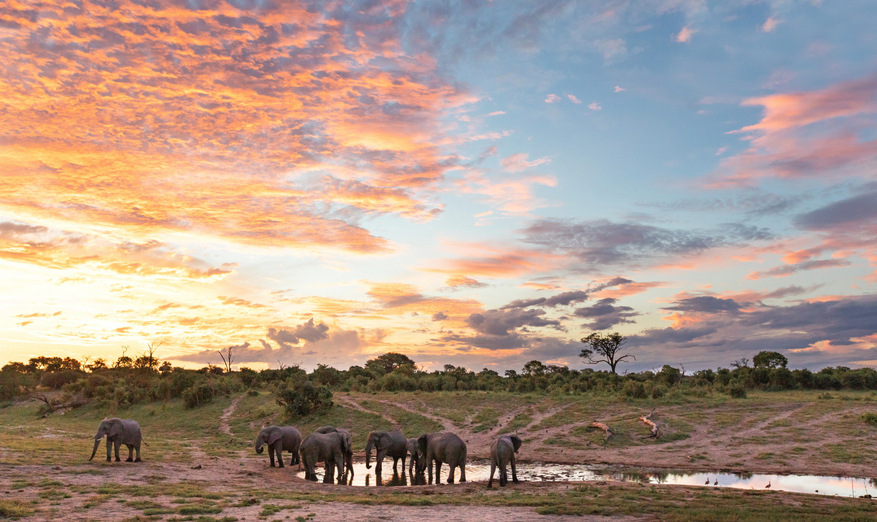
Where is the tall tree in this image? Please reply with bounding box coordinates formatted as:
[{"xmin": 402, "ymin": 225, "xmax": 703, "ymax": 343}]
[{"xmin": 579, "ymin": 332, "xmax": 634, "ymax": 374}]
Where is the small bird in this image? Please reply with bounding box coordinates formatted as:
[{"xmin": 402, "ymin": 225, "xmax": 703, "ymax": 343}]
[
  {"xmin": 705, "ymin": 478, "xmax": 710, "ymax": 485},
  {"xmin": 765, "ymin": 481, "xmax": 771, "ymax": 489},
  {"xmin": 714, "ymin": 479, "xmax": 718, "ymax": 486}
]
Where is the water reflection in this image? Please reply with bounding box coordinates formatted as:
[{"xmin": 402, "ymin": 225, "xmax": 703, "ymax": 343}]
[{"xmin": 296, "ymin": 458, "xmax": 875, "ymax": 497}]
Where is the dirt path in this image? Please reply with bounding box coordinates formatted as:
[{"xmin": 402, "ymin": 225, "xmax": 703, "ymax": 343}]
[
  {"xmin": 378, "ymin": 399, "xmax": 459, "ymax": 432},
  {"xmin": 219, "ymin": 395, "xmax": 243, "ymax": 436}
]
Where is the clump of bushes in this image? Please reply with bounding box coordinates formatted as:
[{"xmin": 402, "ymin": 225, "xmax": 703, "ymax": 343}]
[
  {"xmin": 862, "ymin": 412, "xmax": 877, "ymax": 426},
  {"xmin": 727, "ymin": 382, "xmax": 747, "ymax": 398}
]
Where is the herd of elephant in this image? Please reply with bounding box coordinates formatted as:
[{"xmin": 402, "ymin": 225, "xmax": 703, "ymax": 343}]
[{"xmin": 89, "ymin": 417, "xmax": 523, "ymax": 487}]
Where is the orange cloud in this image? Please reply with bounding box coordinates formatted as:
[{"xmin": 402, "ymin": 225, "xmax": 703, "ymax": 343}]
[
  {"xmin": 0, "ymin": 0, "xmax": 477, "ymax": 253},
  {"xmin": 594, "ymin": 281, "xmax": 666, "ymax": 299}
]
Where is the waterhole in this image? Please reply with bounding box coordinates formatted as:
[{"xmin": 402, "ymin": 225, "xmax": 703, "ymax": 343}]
[{"xmin": 296, "ymin": 458, "xmax": 877, "ymax": 497}]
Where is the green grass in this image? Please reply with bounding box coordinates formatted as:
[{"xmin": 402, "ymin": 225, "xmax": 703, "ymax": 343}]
[{"xmin": 0, "ymin": 500, "xmax": 34, "ymax": 519}]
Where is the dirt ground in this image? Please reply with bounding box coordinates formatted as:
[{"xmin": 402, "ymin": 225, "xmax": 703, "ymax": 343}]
[{"xmin": 3, "ymin": 390, "xmax": 876, "ymax": 521}]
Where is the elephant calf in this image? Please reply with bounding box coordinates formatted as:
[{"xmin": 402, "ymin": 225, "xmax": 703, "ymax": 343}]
[
  {"xmin": 406, "ymin": 438, "xmax": 422, "ymax": 476},
  {"xmin": 255, "ymin": 425, "xmax": 302, "ymax": 469},
  {"xmin": 488, "ymin": 435, "xmax": 522, "ymax": 488},
  {"xmin": 417, "ymin": 432, "xmax": 467, "ymax": 484},
  {"xmin": 365, "ymin": 430, "xmax": 408, "ymax": 476},
  {"xmin": 300, "ymin": 431, "xmax": 350, "ymax": 484},
  {"xmin": 89, "ymin": 418, "xmax": 143, "ymax": 463}
]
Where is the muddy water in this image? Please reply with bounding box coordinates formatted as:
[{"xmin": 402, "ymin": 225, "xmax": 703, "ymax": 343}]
[{"xmin": 297, "ymin": 458, "xmax": 877, "ymax": 497}]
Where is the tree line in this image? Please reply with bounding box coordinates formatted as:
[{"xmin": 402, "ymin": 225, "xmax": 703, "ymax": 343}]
[{"xmin": 2, "ymin": 335, "xmax": 877, "ymax": 417}]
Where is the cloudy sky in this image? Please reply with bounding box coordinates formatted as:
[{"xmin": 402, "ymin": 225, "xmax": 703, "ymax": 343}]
[{"xmin": 1, "ymin": 0, "xmax": 876, "ymax": 373}]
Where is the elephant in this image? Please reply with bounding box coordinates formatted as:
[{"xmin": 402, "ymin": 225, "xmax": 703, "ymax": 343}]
[
  {"xmin": 365, "ymin": 430, "xmax": 407, "ymax": 476},
  {"xmin": 89, "ymin": 418, "xmax": 143, "ymax": 463},
  {"xmin": 254, "ymin": 425, "xmax": 302, "ymax": 469},
  {"xmin": 417, "ymin": 432, "xmax": 467, "ymax": 484},
  {"xmin": 314, "ymin": 426, "xmax": 354, "ymax": 478},
  {"xmin": 406, "ymin": 437, "xmax": 422, "ymax": 476},
  {"xmin": 300, "ymin": 431, "xmax": 349, "ymax": 484},
  {"xmin": 488, "ymin": 435, "xmax": 522, "ymax": 488}
]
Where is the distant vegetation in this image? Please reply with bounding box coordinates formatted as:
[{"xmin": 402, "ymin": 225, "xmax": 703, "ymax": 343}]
[{"xmin": 3, "ymin": 344, "xmax": 877, "ymax": 419}]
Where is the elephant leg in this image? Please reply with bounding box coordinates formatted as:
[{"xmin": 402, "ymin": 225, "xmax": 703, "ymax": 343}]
[
  {"xmin": 335, "ymin": 453, "xmax": 345, "ymax": 483},
  {"xmin": 488, "ymin": 460, "xmax": 496, "ymax": 488},
  {"xmin": 323, "ymin": 460, "xmax": 335, "ymax": 484},
  {"xmin": 105, "ymin": 439, "xmax": 112, "ymax": 462},
  {"xmin": 427, "ymin": 457, "xmax": 434, "ymax": 485},
  {"xmin": 268, "ymin": 444, "xmax": 276, "ymax": 467},
  {"xmin": 499, "ymin": 463, "xmax": 507, "ymax": 487},
  {"xmin": 113, "ymin": 440, "xmax": 122, "ymax": 462},
  {"xmin": 435, "ymin": 461, "xmax": 443, "ymax": 484},
  {"xmin": 394, "ymin": 456, "xmax": 402, "ymax": 474},
  {"xmin": 511, "ymin": 456, "xmax": 519, "ymax": 483},
  {"xmin": 459, "ymin": 462, "xmax": 466, "ymax": 483},
  {"xmin": 125, "ymin": 444, "xmax": 134, "ymax": 462},
  {"xmin": 375, "ymin": 449, "xmax": 386, "ymax": 476},
  {"xmin": 134, "ymin": 444, "xmax": 142, "ymax": 463},
  {"xmin": 447, "ymin": 463, "xmax": 456, "ymax": 484},
  {"xmin": 275, "ymin": 445, "xmax": 285, "ymax": 469}
]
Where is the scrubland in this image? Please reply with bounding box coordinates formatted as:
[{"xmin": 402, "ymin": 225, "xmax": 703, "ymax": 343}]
[{"xmin": 2, "ymin": 386, "xmax": 877, "ymax": 521}]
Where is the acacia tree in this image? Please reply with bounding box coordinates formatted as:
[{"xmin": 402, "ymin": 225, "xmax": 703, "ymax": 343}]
[{"xmin": 579, "ymin": 332, "xmax": 634, "ymax": 374}]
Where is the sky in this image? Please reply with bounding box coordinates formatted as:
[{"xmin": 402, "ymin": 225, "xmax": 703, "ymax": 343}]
[{"xmin": 1, "ymin": 0, "xmax": 876, "ymax": 374}]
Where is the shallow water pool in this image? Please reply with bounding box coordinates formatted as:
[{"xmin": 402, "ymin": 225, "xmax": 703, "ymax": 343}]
[{"xmin": 296, "ymin": 458, "xmax": 876, "ymax": 497}]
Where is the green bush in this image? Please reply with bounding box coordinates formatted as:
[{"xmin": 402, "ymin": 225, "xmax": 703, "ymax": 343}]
[
  {"xmin": 41, "ymin": 371, "xmax": 85, "ymax": 390},
  {"xmin": 183, "ymin": 382, "xmax": 216, "ymax": 409},
  {"xmin": 727, "ymin": 382, "xmax": 747, "ymax": 398},
  {"xmin": 621, "ymin": 380, "xmax": 646, "ymax": 399},
  {"xmin": 862, "ymin": 412, "xmax": 877, "ymax": 426},
  {"xmin": 275, "ymin": 380, "xmax": 333, "ymax": 419}
]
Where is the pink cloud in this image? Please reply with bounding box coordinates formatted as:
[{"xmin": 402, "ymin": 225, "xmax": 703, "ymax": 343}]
[
  {"xmin": 614, "ymin": 86, "xmax": 625, "ymax": 92},
  {"xmin": 567, "ymin": 94, "xmax": 582, "ymax": 104},
  {"xmin": 545, "ymin": 94, "xmax": 561, "ymax": 103},
  {"xmin": 588, "ymin": 103, "xmax": 602, "ymax": 111},
  {"xmin": 762, "ymin": 17, "xmax": 781, "ymax": 32},
  {"xmin": 500, "ymin": 153, "xmax": 552, "ymax": 173},
  {"xmin": 675, "ymin": 26, "xmax": 697, "ymax": 43}
]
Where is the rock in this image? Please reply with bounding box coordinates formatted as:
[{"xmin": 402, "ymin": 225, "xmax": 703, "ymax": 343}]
[
  {"xmin": 191, "ymin": 464, "xmax": 202, "ymax": 469},
  {"xmin": 859, "ymin": 494, "xmax": 872, "ymax": 499}
]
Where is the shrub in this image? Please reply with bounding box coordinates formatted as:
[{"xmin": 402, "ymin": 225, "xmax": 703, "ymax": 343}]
[
  {"xmin": 275, "ymin": 380, "xmax": 333, "ymax": 418},
  {"xmin": 183, "ymin": 382, "xmax": 216, "ymax": 409},
  {"xmin": 727, "ymin": 382, "xmax": 747, "ymax": 398},
  {"xmin": 862, "ymin": 412, "xmax": 877, "ymax": 426},
  {"xmin": 41, "ymin": 371, "xmax": 85, "ymax": 390},
  {"xmin": 621, "ymin": 380, "xmax": 646, "ymax": 399}
]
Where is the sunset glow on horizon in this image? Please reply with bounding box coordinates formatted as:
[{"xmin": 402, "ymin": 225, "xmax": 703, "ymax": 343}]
[{"xmin": 2, "ymin": 0, "xmax": 876, "ymax": 372}]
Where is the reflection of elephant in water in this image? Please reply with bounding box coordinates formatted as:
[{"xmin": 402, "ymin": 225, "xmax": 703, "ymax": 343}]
[
  {"xmin": 488, "ymin": 435, "xmax": 522, "ymax": 488},
  {"xmin": 300, "ymin": 431, "xmax": 349, "ymax": 484},
  {"xmin": 315, "ymin": 426, "xmax": 354, "ymax": 478},
  {"xmin": 417, "ymin": 432, "xmax": 467, "ymax": 484},
  {"xmin": 89, "ymin": 418, "xmax": 143, "ymax": 462},
  {"xmin": 254, "ymin": 425, "xmax": 302, "ymax": 468},
  {"xmin": 406, "ymin": 438, "xmax": 422, "ymax": 475},
  {"xmin": 365, "ymin": 430, "xmax": 407, "ymax": 476}
]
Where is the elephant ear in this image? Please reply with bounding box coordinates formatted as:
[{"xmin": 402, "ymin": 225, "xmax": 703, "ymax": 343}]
[
  {"xmin": 417, "ymin": 434, "xmax": 428, "ymax": 454},
  {"xmin": 510, "ymin": 435, "xmax": 523, "ymax": 452},
  {"xmin": 108, "ymin": 420, "xmax": 123, "ymax": 439},
  {"xmin": 267, "ymin": 428, "xmax": 282, "ymax": 445},
  {"xmin": 339, "ymin": 433, "xmax": 351, "ymax": 454}
]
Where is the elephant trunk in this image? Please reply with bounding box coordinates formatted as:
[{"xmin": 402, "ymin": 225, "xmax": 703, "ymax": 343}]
[
  {"xmin": 89, "ymin": 438, "xmax": 100, "ymax": 461},
  {"xmin": 255, "ymin": 440, "xmax": 264, "ymax": 454},
  {"xmin": 365, "ymin": 438, "xmax": 373, "ymax": 469}
]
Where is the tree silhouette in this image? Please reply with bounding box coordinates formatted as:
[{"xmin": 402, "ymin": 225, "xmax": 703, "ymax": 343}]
[{"xmin": 579, "ymin": 332, "xmax": 634, "ymax": 374}]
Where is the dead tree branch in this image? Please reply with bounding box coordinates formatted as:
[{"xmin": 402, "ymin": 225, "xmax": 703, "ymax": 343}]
[
  {"xmin": 590, "ymin": 421, "xmax": 615, "ymax": 439},
  {"xmin": 639, "ymin": 410, "xmax": 659, "ymax": 439}
]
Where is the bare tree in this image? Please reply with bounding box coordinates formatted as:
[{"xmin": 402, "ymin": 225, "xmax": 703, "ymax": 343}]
[
  {"xmin": 731, "ymin": 358, "xmax": 750, "ymax": 369},
  {"xmin": 579, "ymin": 332, "xmax": 634, "ymax": 374},
  {"xmin": 218, "ymin": 346, "xmax": 235, "ymax": 373}
]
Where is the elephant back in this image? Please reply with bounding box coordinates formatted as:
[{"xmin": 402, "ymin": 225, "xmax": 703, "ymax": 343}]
[{"xmin": 120, "ymin": 419, "xmax": 142, "ymax": 445}]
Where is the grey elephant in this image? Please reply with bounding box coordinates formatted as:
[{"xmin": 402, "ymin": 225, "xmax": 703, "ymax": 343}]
[
  {"xmin": 254, "ymin": 425, "xmax": 302, "ymax": 469},
  {"xmin": 406, "ymin": 437, "xmax": 422, "ymax": 476},
  {"xmin": 314, "ymin": 426, "xmax": 354, "ymax": 478},
  {"xmin": 488, "ymin": 435, "xmax": 522, "ymax": 488},
  {"xmin": 417, "ymin": 432, "xmax": 467, "ymax": 484},
  {"xmin": 300, "ymin": 431, "xmax": 349, "ymax": 484},
  {"xmin": 365, "ymin": 430, "xmax": 407, "ymax": 476},
  {"xmin": 89, "ymin": 418, "xmax": 143, "ymax": 462}
]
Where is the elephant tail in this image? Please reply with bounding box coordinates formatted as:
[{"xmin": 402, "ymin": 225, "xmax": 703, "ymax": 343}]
[{"xmin": 142, "ymin": 438, "xmax": 149, "ymax": 446}]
